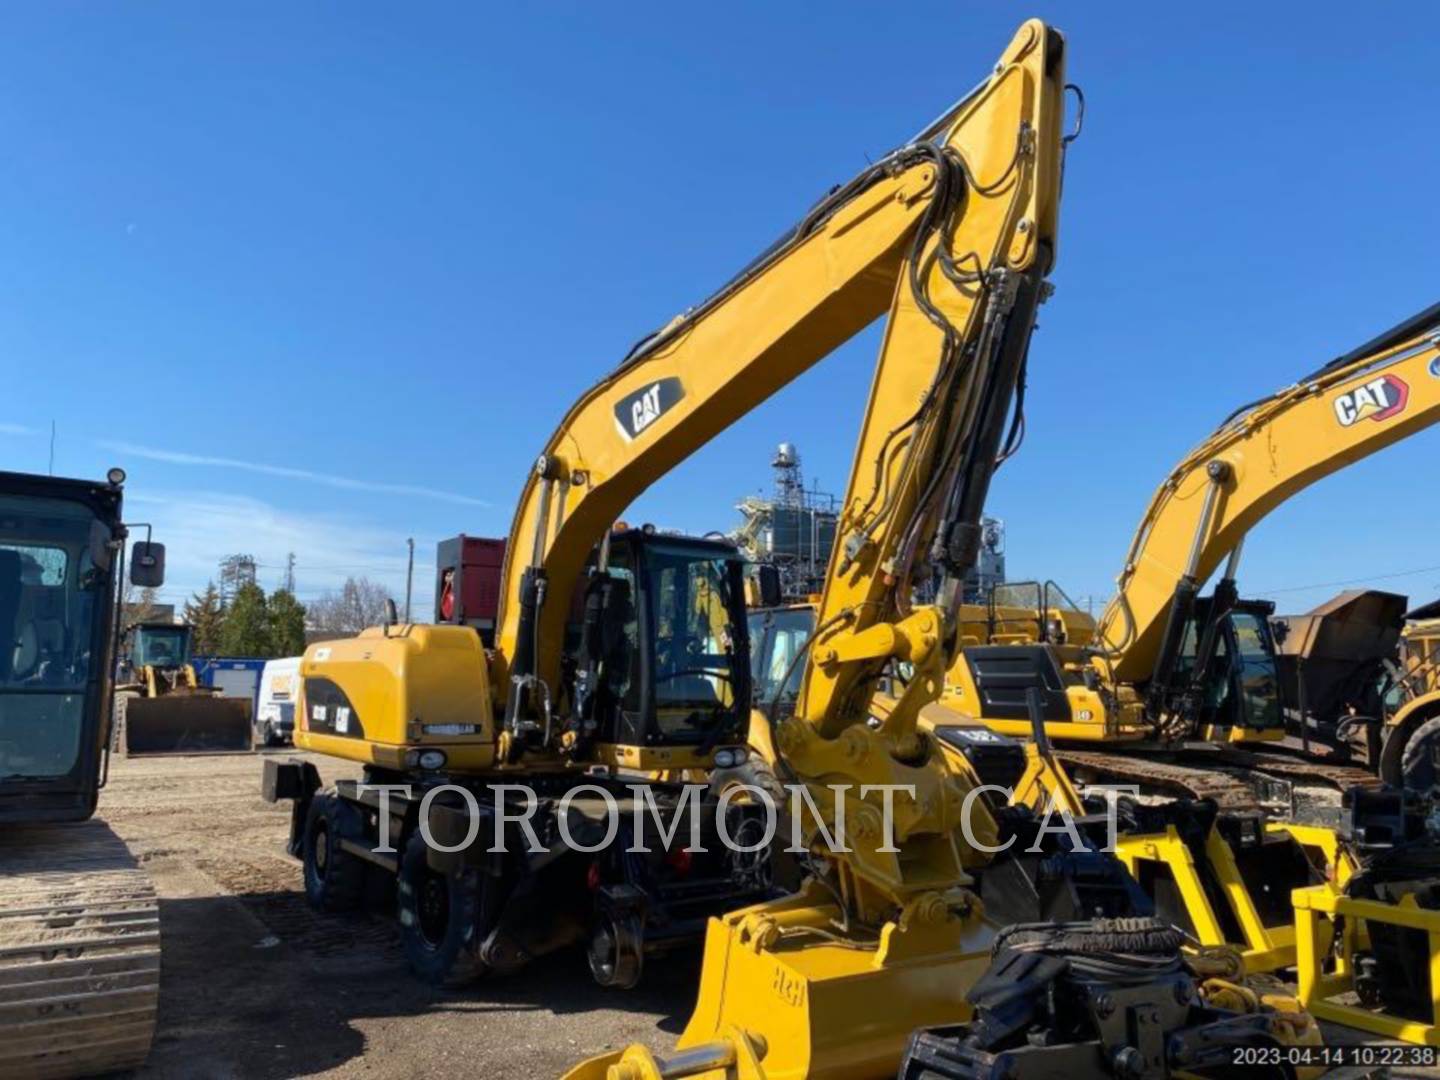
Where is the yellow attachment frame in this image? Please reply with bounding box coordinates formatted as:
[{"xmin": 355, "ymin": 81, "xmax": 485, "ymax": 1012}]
[
  {"xmin": 1111, "ymin": 823, "xmax": 1350, "ymax": 976},
  {"xmin": 1294, "ymin": 881, "xmax": 1440, "ymax": 1046}
]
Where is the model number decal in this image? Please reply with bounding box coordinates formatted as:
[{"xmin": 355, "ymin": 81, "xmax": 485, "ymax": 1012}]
[
  {"xmin": 772, "ymin": 965, "xmax": 806, "ymax": 1008},
  {"xmin": 1334, "ymin": 374, "xmax": 1408, "ymax": 427}
]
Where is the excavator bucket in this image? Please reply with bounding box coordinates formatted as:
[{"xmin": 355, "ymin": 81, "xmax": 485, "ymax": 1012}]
[{"xmin": 118, "ymin": 693, "xmax": 253, "ymax": 756}]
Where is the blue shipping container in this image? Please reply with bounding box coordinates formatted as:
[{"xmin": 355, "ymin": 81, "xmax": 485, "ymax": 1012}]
[{"xmin": 192, "ymin": 656, "xmax": 269, "ymax": 715}]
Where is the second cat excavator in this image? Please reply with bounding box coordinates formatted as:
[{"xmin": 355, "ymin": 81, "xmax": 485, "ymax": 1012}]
[{"xmin": 947, "ymin": 300, "xmax": 1440, "ymax": 807}]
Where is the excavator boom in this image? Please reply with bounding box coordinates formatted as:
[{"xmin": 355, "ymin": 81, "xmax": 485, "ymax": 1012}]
[
  {"xmin": 1100, "ymin": 302, "xmax": 1440, "ymax": 686},
  {"xmin": 493, "ymin": 21, "xmax": 1065, "ymax": 758}
]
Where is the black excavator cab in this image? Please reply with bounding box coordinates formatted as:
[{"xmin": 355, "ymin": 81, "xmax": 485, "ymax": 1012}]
[
  {"xmin": 1168, "ymin": 595, "xmax": 1285, "ymax": 735},
  {"xmin": 569, "ymin": 529, "xmax": 752, "ymax": 756},
  {"xmin": 0, "ymin": 469, "xmax": 129, "ymax": 823}
]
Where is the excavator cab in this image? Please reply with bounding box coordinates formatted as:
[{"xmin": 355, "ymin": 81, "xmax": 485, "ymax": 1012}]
[
  {"xmin": 0, "ymin": 470, "xmax": 124, "ymax": 823},
  {"xmin": 745, "ymin": 601, "xmax": 812, "ymax": 715},
  {"xmin": 122, "ymin": 622, "xmax": 195, "ymax": 681},
  {"xmin": 1172, "ymin": 595, "xmax": 1284, "ymax": 738},
  {"xmin": 572, "ymin": 529, "xmax": 751, "ymax": 758},
  {"xmin": 947, "ymin": 589, "xmax": 1285, "ymax": 749}
]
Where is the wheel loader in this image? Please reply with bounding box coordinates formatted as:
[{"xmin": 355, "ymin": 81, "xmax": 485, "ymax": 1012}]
[
  {"xmin": 112, "ymin": 620, "xmax": 252, "ymax": 756},
  {"xmin": 0, "ymin": 466, "xmax": 164, "ymax": 1078}
]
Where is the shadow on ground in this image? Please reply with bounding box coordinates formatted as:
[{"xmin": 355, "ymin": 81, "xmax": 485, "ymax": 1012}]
[{"xmin": 142, "ymin": 890, "xmax": 700, "ymax": 1080}]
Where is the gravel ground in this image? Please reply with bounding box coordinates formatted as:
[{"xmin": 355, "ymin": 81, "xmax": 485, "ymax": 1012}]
[{"xmin": 101, "ymin": 750, "xmax": 685, "ymax": 1079}]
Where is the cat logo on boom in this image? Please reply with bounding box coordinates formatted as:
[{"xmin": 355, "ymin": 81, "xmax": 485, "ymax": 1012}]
[
  {"xmin": 614, "ymin": 377, "xmax": 685, "ymax": 442},
  {"xmin": 1333, "ymin": 374, "xmax": 1409, "ymax": 427}
]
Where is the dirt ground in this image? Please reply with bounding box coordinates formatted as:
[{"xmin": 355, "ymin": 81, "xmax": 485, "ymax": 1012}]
[{"xmin": 102, "ymin": 750, "xmax": 686, "ymax": 1080}]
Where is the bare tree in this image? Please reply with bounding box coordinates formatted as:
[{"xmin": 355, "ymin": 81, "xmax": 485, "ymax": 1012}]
[
  {"xmin": 309, "ymin": 576, "xmax": 397, "ymax": 635},
  {"xmin": 120, "ymin": 583, "xmax": 164, "ymax": 630},
  {"xmin": 218, "ymin": 554, "xmax": 258, "ymax": 608}
]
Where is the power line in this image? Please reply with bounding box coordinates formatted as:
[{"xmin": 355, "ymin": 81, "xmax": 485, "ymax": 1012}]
[{"xmin": 1255, "ymin": 562, "xmax": 1440, "ymax": 597}]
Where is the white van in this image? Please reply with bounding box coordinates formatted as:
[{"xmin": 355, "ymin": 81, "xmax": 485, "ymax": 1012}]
[{"xmin": 255, "ymin": 657, "xmax": 302, "ymax": 747}]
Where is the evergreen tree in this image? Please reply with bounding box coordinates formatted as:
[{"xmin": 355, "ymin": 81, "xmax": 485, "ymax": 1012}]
[
  {"xmin": 219, "ymin": 582, "xmax": 272, "ymax": 656},
  {"xmin": 267, "ymin": 589, "xmax": 308, "ymax": 656},
  {"xmin": 183, "ymin": 582, "xmax": 226, "ymax": 654}
]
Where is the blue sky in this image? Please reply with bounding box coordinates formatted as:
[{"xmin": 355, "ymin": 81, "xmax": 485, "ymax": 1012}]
[{"xmin": 2, "ymin": 4, "xmax": 1438, "ymax": 617}]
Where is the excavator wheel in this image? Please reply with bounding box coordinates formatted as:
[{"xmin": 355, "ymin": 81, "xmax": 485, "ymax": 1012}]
[
  {"xmin": 1400, "ymin": 715, "xmax": 1440, "ymax": 794},
  {"xmin": 708, "ymin": 756, "xmax": 786, "ymax": 807},
  {"xmin": 710, "ymin": 757, "xmax": 793, "ymax": 890},
  {"xmin": 302, "ymin": 793, "xmax": 365, "ymax": 913},
  {"xmin": 396, "ymin": 830, "xmax": 488, "ymax": 988}
]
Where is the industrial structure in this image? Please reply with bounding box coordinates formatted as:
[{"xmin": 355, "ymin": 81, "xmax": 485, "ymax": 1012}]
[{"xmin": 733, "ymin": 441, "xmax": 1005, "ymax": 600}]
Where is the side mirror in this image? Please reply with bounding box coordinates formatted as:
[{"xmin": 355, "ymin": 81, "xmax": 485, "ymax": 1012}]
[
  {"xmin": 130, "ymin": 542, "xmax": 166, "ymax": 588},
  {"xmin": 1272, "ymin": 619, "xmax": 1290, "ymax": 647},
  {"xmin": 383, "ymin": 598, "xmax": 398, "ymax": 628},
  {"xmin": 756, "ymin": 565, "xmax": 783, "ymax": 609}
]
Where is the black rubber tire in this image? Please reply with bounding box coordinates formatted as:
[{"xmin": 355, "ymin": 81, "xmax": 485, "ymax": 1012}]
[
  {"xmin": 709, "ymin": 756, "xmax": 786, "ymax": 807},
  {"xmin": 710, "ymin": 756, "xmax": 789, "ymax": 844},
  {"xmin": 302, "ymin": 793, "xmax": 366, "ymax": 913},
  {"xmin": 710, "ymin": 756, "xmax": 795, "ymax": 892},
  {"xmin": 396, "ymin": 830, "xmax": 488, "ymax": 988},
  {"xmin": 1400, "ymin": 715, "xmax": 1440, "ymax": 794}
]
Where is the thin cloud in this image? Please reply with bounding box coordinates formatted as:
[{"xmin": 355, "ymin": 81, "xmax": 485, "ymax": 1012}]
[
  {"xmin": 0, "ymin": 422, "xmax": 35, "ymax": 436},
  {"xmin": 123, "ymin": 489, "xmax": 436, "ymax": 604},
  {"xmin": 99, "ymin": 440, "xmax": 491, "ymax": 507}
]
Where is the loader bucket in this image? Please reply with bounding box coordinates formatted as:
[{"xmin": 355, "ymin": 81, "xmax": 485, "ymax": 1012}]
[{"xmin": 120, "ymin": 693, "xmax": 254, "ymax": 756}]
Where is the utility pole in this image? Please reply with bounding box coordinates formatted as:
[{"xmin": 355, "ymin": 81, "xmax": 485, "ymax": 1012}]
[
  {"xmin": 284, "ymin": 552, "xmax": 296, "ymax": 594},
  {"xmin": 48, "ymin": 421, "xmax": 55, "ymax": 475},
  {"xmin": 404, "ymin": 538, "xmax": 415, "ymax": 622}
]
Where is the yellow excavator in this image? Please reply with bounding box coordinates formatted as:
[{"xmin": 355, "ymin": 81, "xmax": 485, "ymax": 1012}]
[
  {"xmin": 939, "ymin": 300, "xmax": 1440, "ymax": 808},
  {"xmin": 0, "ymin": 466, "xmax": 163, "ymax": 1078}
]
